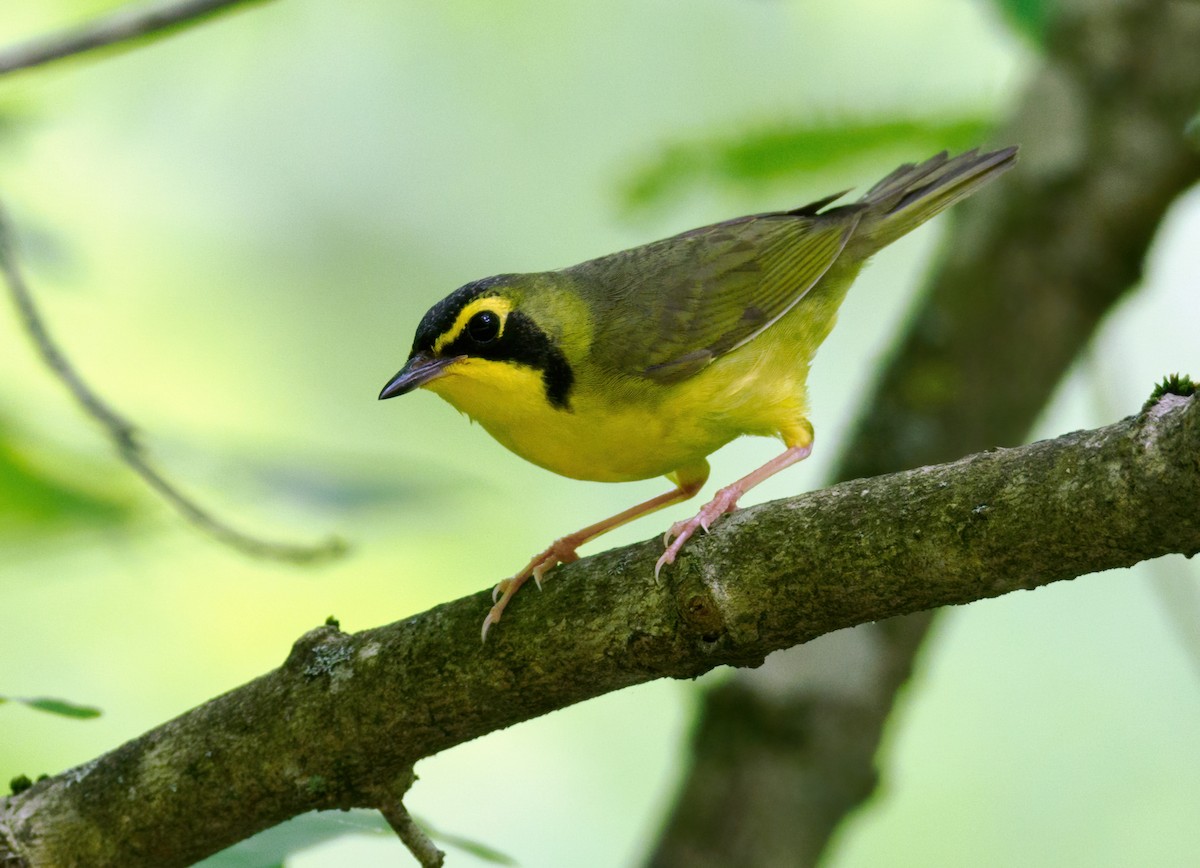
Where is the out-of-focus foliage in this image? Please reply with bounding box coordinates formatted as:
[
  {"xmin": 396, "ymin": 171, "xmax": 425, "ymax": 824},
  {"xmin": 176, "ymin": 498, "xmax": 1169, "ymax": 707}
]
[
  {"xmin": 0, "ymin": 423, "xmax": 129, "ymax": 532},
  {"xmin": 622, "ymin": 116, "xmax": 993, "ymax": 212},
  {"xmin": 202, "ymin": 810, "xmax": 516, "ymax": 868},
  {"xmin": 990, "ymin": 0, "xmax": 1054, "ymax": 43},
  {"xmin": 0, "ymin": 694, "xmax": 101, "ymax": 719},
  {"xmin": 418, "ymin": 818, "xmax": 517, "ymax": 866}
]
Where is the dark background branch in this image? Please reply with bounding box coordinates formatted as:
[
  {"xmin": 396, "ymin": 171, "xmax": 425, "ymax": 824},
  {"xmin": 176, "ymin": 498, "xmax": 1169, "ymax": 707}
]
[
  {"xmin": 648, "ymin": 0, "xmax": 1200, "ymax": 865},
  {"xmin": 1, "ymin": 393, "xmax": 1197, "ymax": 866}
]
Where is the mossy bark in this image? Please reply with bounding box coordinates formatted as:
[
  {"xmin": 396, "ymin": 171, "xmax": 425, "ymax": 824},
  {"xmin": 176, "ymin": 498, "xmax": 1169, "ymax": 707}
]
[{"xmin": 1, "ymin": 395, "xmax": 1198, "ymax": 866}]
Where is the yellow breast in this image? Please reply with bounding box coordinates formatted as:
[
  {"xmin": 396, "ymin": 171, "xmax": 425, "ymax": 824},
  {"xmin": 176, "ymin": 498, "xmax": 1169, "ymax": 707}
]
[{"xmin": 424, "ymin": 333, "xmax": 813, "ymax": 483}]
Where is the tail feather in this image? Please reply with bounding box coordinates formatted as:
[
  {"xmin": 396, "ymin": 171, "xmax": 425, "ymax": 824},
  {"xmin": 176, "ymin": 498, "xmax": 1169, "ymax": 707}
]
[{"xmin": 854, "ymin": 146, "xmax": 1017, "ymax": 252}]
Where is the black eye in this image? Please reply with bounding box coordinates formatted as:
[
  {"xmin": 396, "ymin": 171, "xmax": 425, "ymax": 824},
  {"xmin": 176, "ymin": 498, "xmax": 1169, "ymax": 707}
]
[{"xmin": 466, "ymin": 310, "xmax": 501, "ymax": 344}]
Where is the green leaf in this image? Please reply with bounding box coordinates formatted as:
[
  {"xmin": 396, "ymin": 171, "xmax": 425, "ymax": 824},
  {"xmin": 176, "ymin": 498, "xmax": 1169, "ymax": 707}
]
[
  {"xmin": 0, "ymin": 421, "xmax": 131, "ymax": 533},
  {"xmin": 991, "ymin": 0, "xmax": 1055, "ymax": 44},
  {"xmin": 422, "ymin": 817, "xmax": 519, "ymax": 865},
  {"xmin": 198, "ymin": 811, "xmax": 376, "ymax": 867},
  {"xmin": 0, "ymin": 694, "xmax": 102, "ymax": 719},
  {"xmin": 200, "ymin": 809, "xmax": 518, "ymax": 867},
  {"xmin": 620, "ymin": 115, "xmax": 994, "ymax": 212}
]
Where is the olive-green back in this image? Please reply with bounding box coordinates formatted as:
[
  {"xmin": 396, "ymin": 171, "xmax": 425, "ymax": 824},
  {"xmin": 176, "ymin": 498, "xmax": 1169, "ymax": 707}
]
[
  {"xmin": 567, "ymin": 208, "xmax": 858, "ymax": 384},
  {"xmin": 563, "ymin": 147, "xmax": 1016, "ymax": 385}
]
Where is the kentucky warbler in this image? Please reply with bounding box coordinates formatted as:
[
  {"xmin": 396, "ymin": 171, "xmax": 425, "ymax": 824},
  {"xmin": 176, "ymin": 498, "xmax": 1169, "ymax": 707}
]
[{"xmin": 380, "ymin": 146, "xmax": 1017, "ymax": 640}]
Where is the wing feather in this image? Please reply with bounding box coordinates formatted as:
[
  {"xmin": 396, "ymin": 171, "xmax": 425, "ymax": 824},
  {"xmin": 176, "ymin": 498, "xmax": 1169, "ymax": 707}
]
[
  {"xmin": 563, "ymin": 147, "xmax": 1016, "ymax": 387},
  {"xmin": 572, "ymin": 211, "xmax": 857, "ymax": 384}
]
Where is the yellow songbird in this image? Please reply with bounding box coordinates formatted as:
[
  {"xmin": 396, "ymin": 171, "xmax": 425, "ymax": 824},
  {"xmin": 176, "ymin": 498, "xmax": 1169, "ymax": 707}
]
[{"xmin": 380, "ymin": 147, "xmax": 1017, "ymax": 639}]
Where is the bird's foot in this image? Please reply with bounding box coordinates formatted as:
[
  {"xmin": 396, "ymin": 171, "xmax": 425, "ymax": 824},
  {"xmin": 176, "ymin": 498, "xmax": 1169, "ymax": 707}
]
[
  {"xmin": 655, "ymin": 484, "xmax": 743, "ymax": 581},
  {"xmin": 482, "ymin": 537, "xmax": 581, "ymax": 642}
]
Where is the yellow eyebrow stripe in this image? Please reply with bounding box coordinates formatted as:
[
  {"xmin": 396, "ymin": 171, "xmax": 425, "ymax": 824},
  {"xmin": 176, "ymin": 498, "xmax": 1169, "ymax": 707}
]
[{"xmin": 433, "ymin": 296, "xmax": 513, "ymax": 354}]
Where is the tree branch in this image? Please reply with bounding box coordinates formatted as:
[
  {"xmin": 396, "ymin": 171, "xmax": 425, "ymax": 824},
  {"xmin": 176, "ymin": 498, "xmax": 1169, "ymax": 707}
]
[
  {"xmin": 0, "ymin": 0, "xmax": 273, "ymax": 77},
  {"xmin": 1, "ymin": 393, "xmax": 1197, "ymax": 866}
]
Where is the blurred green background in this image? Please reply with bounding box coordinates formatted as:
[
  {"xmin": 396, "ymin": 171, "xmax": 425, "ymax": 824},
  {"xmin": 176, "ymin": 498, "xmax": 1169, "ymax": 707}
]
[{"xmin": 1, "ymin": 1, "xmax": 1198, "ymax": 865}]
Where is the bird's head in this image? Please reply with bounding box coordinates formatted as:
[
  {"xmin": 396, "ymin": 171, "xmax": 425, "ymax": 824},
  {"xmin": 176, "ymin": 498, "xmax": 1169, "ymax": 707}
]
[{"xmin": 379, "ymin": 274, "xmax": 577, "ymax": 413}]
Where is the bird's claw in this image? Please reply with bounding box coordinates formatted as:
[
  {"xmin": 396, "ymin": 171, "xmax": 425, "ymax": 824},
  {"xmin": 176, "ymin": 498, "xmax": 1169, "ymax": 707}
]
[
  {"xmin": 655, "ymin": 486, "xmax": 744, "ymax": 582},
  {"xmin": 532, "ymin": 562, "xmax": 551, "ymax": 590},
  {"xmin": 481, "ymin": 537, "xmax": 581, "ymax": 642},
  {"xmin": 653, "ymin": 549, "xmax": 675, "ymax": 584},
  {"xmin": 481, "ymin": 608, "xmax": 499, "ymax": 643}
]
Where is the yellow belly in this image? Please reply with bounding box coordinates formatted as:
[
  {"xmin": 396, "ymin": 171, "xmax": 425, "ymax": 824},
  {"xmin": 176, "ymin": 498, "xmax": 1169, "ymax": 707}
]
[{"xmin": 425, "ymin": 336, "xmax": 813, "ymax": 483}]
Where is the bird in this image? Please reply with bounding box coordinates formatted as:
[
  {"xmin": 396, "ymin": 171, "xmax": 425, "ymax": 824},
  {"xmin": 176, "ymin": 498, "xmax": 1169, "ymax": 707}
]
[{"xmin": 380, "ymin": 147, "xmax": 1017, "ymax": 641}]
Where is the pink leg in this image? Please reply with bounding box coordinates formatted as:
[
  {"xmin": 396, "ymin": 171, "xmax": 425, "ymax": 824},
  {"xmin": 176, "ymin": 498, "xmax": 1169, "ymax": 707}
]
[
  {"xmin": 482, "ymin": 476, "xmax": 705, "ymax": 642},
  {"xmin": 655, "ymin": 442, "xmax": 813, "ymax": 579}
]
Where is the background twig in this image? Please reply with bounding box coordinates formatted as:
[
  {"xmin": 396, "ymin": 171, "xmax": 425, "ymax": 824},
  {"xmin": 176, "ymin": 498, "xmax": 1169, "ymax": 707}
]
[
  {"xmin": 380, "ymin": 799, "xmax": 445, "ymax": 868},
  {"xmin": 0, "ymin": 0, "xmax": 273, "ymax": 76},
  {"xmin": 0, "ymin": 202, "xmax": 345, "ymax": 563}
]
